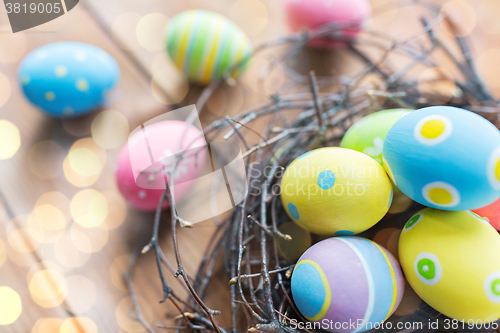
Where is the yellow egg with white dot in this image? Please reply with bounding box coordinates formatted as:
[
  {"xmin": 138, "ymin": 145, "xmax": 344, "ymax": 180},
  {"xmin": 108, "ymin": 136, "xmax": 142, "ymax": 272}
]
[
  {"xmin": 280, "ymin": 147, "xmax": 392, "ymax": 236},
  {"xmin": 399, "ymin": 208, "xmax": 500, "ymax": 321}
]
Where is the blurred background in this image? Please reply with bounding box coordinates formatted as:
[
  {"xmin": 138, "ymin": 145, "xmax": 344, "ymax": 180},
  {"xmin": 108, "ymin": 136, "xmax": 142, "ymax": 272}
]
[{"xmin": 0, "ymin": 0, "xmax": 499, "ymax": 332}]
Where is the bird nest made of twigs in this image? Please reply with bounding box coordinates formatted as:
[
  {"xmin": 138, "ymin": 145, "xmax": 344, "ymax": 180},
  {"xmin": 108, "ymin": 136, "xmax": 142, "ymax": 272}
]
[{"xmin": 125, "ymin": 2, "xmax": 500, "ymax": 333}]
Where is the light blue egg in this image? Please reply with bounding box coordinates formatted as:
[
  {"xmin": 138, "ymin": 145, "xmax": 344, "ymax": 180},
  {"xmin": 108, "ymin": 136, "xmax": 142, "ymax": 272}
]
[
  {"xmin": 18, "ymin": 42, "xmax": 120, "ymax": 118},
  {"xmin": 383, "ymin": 106, "xmax": 500, "ymax": 211}
]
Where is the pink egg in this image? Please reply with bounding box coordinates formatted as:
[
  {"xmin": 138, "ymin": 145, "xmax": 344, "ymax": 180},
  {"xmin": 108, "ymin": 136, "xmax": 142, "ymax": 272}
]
[
  {"xmin": 472, "ymin": 198, "xmax": 500, "ymax": 230},
  {"xmin": 116, "ymin": 120, "xmax": 207, "ymax": 211},
  {"xmin": 283, "ymin": 0, "xmax": 371, "ymax": 48}
]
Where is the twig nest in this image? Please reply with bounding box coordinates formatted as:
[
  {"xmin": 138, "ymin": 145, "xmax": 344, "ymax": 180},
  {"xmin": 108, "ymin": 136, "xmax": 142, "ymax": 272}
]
[
  {"xmin": 473, "ymin": 198, "xmax": 500, "ymax": 230},
  {"xmin": 164, "ymin": 9, "xmax": 253, "ymax": 85},
  {"xmin": 291, "ymin": 237, "xmax": 404, "ymax": 332},
  {"xmin": 115, "ymin": 120, "xmax": 207, "ymax": 211},
  {"xmin": 383, "ymin": 106, "xmax": 500, "ymax": 211},
  {"xmin": 275, "ymin": 221, "xmax": 311, "ymax": 260},
  {"xmin": 283, "ymin": 0, "xmax": 371, "ymax": 48},
  {"xmin": 280, "ymin": 147, "xmax": 392, "ymax": 236},
  {"xmin": 18, "ymin": 42, "xmax": 120, "ymax": 118},
  {"xmin": 399, "ymin": 208, "xmax": 500, "ymax": 321}
]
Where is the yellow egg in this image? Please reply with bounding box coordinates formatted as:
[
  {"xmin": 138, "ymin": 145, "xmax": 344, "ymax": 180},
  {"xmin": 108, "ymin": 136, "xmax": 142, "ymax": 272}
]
[
  {"xmin": 280, "ymin": 147, "xmax": 392, "ymax": 236},
  {"xmin": 399, "ymin": 208, "xmax": 500, "ymax": 321}
]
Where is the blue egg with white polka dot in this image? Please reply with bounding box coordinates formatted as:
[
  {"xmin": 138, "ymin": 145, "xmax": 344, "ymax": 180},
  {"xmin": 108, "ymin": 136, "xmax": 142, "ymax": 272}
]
[
  {"xmin": 18, "ymin": 42, "xmax": 120, "ymax": 118},
  {"xmin": 383, "ymin": 106, "xmax": 500, "ymax": 211}
]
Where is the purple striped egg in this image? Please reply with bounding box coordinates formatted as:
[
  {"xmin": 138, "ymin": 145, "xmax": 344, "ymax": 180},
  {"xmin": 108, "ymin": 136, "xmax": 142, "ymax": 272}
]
[{"xmin": 291, "ymin": 237, "xmax": 404, "ymax": 333}]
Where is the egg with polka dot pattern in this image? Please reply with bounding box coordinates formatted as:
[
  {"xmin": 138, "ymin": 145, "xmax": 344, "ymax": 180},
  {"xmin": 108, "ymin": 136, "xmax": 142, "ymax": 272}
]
[
  {"xmin": 383, "ymin": 106, "xmax": 500, "ymax": 211},
  {"xmin": 341, "ymin": 109, "xmax": 412, "ymax": 165},
  {"xmin": 280, "ymin": 147, "xmax": 392, "ymax": 236},
  {"xmin": 283, "ymin": 0, "xmax": 371, "ymax": 48},
  {"xmin": 18, "ymin": 42, "xmax": 120, "ymax": 118},
  {"xmin": 399, "ymin": 208, "xmax": 500, "ymax": 321},
  {"xmin": 116, "ymin": 120, "xmax": 207, "ymax": 211},
  {"xmin": 165, "ymin": 10, "xmax": 253, "ymax": 85},
  {"xmin": 472, "ymin": 198, "xmax": 500, "ymax": 230},
  {"xmin": 291, "ymin": 237, "xmax": 404, "ymax": 333}
]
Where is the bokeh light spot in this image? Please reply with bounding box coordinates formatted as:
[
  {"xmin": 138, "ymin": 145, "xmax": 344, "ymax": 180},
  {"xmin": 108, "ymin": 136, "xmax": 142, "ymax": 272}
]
[
  {"xmin": 68, "ymin": 148, "xmax": 102, "ymax": 177},
  {"xmin": 29, "ymin": 269, "xmax": 67, "ymax": 308},
  {"xmin": 63, "ymin": 275, "xmax": 96, "ymax": 314},
  {"xmin": 32, "ymin": 318, "xmax": 63, "ymax": 333},
  {"xmin": 60, "ymin": 317, "xmax": 98, "ymax": 333},
  {"xmin": 102, "ymin": 191, "xmax": 127, "ymax": 230},
  {"xmin": 63, "ymin": 138, "xmax": 106, "ymax": 187},
  {"xmin": 91, "ymin": 110, "xmax": 129, "ymax": 149},
  {"xmin": 70, "ymin": 223, "xmax": 109, "ymax": 253},
  {"xmin": 151, "ymin": 53, "xmax": 189, "ymax": 105},
  {"xmin": 8, "ymin": 228, "xmax": 39, "ymax": 253},
  {"xmin": 34, "ymin": 205, "xmax": 66, "ymax": 231},
  {"xmin": 71, "ymin": 190, "xmax": 108, "ymax": 228},
  {"xmin": 53, "ymin": 233, "xmax": 90, "ymax": 269},
  {"xmin": 136, "ymin": 13, "xmax": 169, "ymax": 51},
  {"xmin": 0, "ymin": 286, "xmax": 22, "ymax": 325},
  {"xmin": 440, "ymin": 0, "xmax": 476, "ymax": 37},
  {"xmin": 0, "ymin": 120, "xmax": 20, "ymax": 160}
]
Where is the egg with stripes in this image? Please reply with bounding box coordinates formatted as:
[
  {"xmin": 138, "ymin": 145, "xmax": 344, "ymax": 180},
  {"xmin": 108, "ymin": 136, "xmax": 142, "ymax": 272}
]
[
  {"xmin": 18, "ymin": 42, "xmax": 120, "ymax": 118},
  {"xmin": 165, "ymin": 10, "xmax": 253, "ymax": 85},
  {"xmin": 291, "ymin": 237, "xmax": 404, "ymax": 333},
  {"xmin": 280, "ymin": 147, "xmax": 392, "ymax": 236},
  {"xmin": 399, "ymin": 208, "xmax": 500, "ymax": 321},
  {"xmin": 383, "ymin": 106, "xmax": 500, "ymax": 211}
]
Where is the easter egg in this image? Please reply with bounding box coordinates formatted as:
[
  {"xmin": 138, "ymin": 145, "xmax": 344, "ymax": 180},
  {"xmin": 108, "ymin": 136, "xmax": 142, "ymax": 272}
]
[
  {"xmin": 18, "ymin": 42, "xmax": 120, "ymax": 118},
  {"xmin": 341, "ymin": 109, "xmax": 411, "ymax": 165},
  {"xmin": 280, "ymin": 147, "xmax": 392, "ymax": 236},
  {"xmin": 291, "ymin": 237, "xmax": 404, "ymax": 333},
  {"xmin": 116, "ymin": 120, "xmax": 207, "ymax": 211},
  {"xmin": 383, "ymin": 106, "xmax": 500, "ymax": 211},
  {"xmin": 472, "ymin": 198, "xmax": 500, "ymax": 230},
  {"xmin": 283, "ymin": 0, "xmax": 371, "ymax": 48},
  {"xmin": 399, "ymin": 208, "xmax": 500, "ymax": 321},
  {"xmin": 165, "ymin": 10, "xmax": 253, "ymax": 85}
]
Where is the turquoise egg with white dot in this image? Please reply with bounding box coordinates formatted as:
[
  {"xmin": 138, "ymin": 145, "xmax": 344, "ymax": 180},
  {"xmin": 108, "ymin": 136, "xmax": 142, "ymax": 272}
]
[
  {"xmin": 18, "ymin": 42, "xmax": 120, "ymax": 118},
  {"xmin": 383, "ymin": 106, "xmax": 500, "ymax": 211},
  {"xmin": 280, "ymin": 147, "xmax": 392, "ymax": 236}
]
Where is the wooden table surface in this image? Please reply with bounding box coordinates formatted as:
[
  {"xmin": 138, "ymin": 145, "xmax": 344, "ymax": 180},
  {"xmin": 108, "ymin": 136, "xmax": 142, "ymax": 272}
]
[{"xmin": 0, "ymin": 0, "xmax": 500, "ymax": 332}]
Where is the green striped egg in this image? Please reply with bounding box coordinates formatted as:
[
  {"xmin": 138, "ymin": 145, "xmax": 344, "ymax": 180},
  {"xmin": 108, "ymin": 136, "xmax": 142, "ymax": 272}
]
[{"xmin": 165, "ymin": 10, "xmax": 253, "ymax": 85}]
